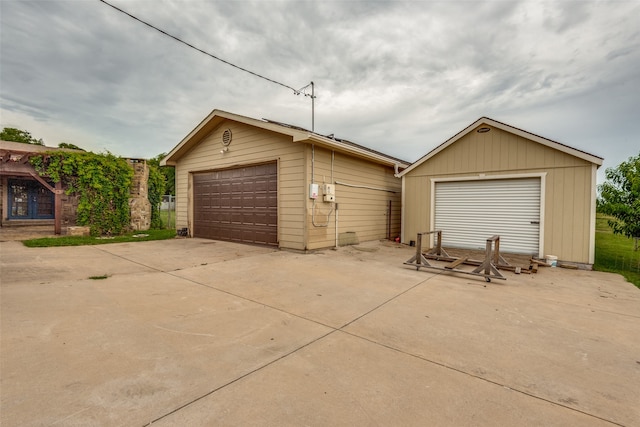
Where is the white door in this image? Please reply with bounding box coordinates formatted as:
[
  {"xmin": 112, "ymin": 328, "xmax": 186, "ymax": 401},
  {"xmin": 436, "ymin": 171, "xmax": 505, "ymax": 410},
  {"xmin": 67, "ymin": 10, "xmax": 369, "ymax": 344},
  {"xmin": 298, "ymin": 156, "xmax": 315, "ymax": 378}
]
[{"xmin": 434, "ymin": 178, "xmax": 541, "ymax": 254}]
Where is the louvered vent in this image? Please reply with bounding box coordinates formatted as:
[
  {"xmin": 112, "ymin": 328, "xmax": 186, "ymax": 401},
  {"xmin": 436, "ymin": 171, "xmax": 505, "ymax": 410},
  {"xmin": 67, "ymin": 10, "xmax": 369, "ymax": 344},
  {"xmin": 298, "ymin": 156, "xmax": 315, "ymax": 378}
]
[{"xmin": 222, "ymin": 129, "xmax": 232, "ymax": 146}]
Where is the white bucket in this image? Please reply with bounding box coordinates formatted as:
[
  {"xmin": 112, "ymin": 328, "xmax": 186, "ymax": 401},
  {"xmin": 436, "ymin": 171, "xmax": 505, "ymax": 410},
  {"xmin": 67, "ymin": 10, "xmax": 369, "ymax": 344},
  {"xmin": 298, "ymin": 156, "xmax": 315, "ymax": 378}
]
[{"xmin": 546, "ymin": 255, "xmax": 558, "ymax": 267}]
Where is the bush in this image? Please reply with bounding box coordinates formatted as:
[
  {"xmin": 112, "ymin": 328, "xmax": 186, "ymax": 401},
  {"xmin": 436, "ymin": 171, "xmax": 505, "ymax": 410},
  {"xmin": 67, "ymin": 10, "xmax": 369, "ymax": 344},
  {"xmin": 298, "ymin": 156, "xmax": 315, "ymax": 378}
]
[
  {"xmin": 147, "ymin": 163, "xmax": 166, "ymax": 229},
  {"xmin": 31, "ymin": 152, "xmax": 133, "ymax": 236}
]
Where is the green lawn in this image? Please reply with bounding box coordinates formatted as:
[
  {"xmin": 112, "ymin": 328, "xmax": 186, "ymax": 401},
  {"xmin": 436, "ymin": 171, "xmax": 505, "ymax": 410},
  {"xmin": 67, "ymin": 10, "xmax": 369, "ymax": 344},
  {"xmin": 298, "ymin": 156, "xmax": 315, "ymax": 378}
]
[
  {"xmin": 23, "ymin": 229, "xmax": 177, "ymax": 247},
  {"xmin": 160, "ymin": 209, "xmax": 176, "ymax": 229},
  {"xmin": 594, "ymin": 215, "xmax": 640, "ymax": 288}
]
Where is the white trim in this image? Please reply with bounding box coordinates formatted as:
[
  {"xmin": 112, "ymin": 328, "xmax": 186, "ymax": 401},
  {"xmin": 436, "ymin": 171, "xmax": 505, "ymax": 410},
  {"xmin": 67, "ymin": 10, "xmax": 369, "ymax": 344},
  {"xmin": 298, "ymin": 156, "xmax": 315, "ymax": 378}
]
[
  {"xmin": 187, "ymin": 172, "xmax": 193, "ymax": 237},
  {"xmin": 539, "ymin": 173, "xmax": 546, "ymax": 258},
  {"xmin": 430, "ymin": 172, "xmax": 546, "ymax": 183},
  {"xmin": 429, "ymin": 178, "xmax": 436, "ymax": 248},
  {"xmin": 401, "ymin": 176, "xmax": 406, "ymax": 243},
  {"xmin": 589, "ymin": 163, "xmax": 597, "ymax": 264},
  {"xmin": 430, "ymin": 172, "xmax": 546, "ymax": 257}
]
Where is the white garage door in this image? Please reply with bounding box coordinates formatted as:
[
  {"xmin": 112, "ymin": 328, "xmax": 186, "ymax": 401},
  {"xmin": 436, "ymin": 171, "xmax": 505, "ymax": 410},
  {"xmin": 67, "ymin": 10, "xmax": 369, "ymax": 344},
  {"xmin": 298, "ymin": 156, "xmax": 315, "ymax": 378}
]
[{"xmin": 434, "ymin": 178, "xmax": 541, "ymax": 254}]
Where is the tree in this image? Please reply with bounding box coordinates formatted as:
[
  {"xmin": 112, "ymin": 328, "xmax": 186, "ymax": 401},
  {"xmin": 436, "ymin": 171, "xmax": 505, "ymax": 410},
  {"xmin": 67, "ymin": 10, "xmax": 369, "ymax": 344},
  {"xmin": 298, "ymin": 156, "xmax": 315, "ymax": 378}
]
[
  {"xmin": 598, "ymin": 152, "xmax": 640, "ymax": 250},
  {"xmin": 149, "ymin": 153, "xmax": 175, "ymax": 195},
  {"xmin": 0, "ymin": 127, "xmax": 44, "ymax": 145},
  {"xmin": 58, "ymin": 142, "xmax": 86, "ymax": 151}
]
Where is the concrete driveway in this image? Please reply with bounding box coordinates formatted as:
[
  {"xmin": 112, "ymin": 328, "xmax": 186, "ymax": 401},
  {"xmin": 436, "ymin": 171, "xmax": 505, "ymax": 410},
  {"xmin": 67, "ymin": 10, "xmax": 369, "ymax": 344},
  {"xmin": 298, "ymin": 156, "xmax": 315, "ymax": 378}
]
[{"xmin": 1, "ymin": 238, "xmax": 639, "ymax": 426}]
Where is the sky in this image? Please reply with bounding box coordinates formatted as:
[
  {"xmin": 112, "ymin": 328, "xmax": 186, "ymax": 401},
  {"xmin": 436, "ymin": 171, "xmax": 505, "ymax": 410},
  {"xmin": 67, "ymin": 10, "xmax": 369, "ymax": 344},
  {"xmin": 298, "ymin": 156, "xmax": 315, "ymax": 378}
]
[{"xmin": 1, "ymin": 0, "xmax": 639, "ymax": 183}]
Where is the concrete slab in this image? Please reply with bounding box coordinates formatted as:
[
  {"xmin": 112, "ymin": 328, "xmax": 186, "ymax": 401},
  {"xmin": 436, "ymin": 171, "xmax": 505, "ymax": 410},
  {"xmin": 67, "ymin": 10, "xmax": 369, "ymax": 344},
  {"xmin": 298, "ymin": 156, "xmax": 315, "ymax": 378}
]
[
  {"xmin": 0, "ymin": 225, "xmax": 56, "ymax": 242},
  {"xmin": 96, "ymin": 238, "xmax": 276, "ymax": 272},
  {"xmin": 153, "ymin": 332, "xmax": 612, "ymax": 426},
  {"xmin": 1, "ymin": 238, "xmax": 639, "ymax": 426},
  {"xmin": 497, "ymin": 266, "xmax": 640, "ymax": 317},
  {"xmin": 0, "ymin": 241, "xmax": 156, "ymax": 284},
  {"xmin": 1, "ymin": 265, "xmax": 330, "ymax": 426},
  {"xmin": 345, "ymin": 268, "xmax": 640, "ymax": 426},
  {"xmin": 172, "ymin": 248, "xmax": 433, "ymax": 328}
]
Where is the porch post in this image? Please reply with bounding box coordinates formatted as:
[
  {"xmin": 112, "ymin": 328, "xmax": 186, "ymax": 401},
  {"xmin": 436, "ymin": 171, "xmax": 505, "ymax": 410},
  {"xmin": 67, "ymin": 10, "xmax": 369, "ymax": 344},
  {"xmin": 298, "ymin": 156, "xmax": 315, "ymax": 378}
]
[{"xmin": 55, "ymin": 181, "xmax": 62, "ymax": 235}]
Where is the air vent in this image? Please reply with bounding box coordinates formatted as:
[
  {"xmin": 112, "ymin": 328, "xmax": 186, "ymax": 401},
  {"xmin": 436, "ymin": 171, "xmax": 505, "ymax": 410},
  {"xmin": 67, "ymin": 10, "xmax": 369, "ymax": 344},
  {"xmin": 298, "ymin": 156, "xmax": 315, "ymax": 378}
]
[
  {"xmin": 222, "ymin": 129, "xmax": 232, "ymax": 146},
  {"xmin": 477, "ymin": 127, "xmax": 491, "ymax": 133}
]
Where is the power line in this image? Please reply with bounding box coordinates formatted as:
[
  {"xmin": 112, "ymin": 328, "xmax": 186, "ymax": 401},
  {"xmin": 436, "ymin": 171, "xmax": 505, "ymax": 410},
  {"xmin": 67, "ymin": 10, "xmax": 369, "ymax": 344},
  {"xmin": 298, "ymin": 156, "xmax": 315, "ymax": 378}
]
[{"xmin": 97, "ymin": 0, "xmax": 310, "ymax": 96}]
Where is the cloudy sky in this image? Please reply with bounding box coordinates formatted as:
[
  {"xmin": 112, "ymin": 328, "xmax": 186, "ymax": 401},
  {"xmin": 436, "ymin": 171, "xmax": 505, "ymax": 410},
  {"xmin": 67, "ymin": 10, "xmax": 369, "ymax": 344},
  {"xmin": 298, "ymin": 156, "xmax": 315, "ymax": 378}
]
[{"xmin": 1, "ymin": 0, "xmax": 639, "ymax": 182}]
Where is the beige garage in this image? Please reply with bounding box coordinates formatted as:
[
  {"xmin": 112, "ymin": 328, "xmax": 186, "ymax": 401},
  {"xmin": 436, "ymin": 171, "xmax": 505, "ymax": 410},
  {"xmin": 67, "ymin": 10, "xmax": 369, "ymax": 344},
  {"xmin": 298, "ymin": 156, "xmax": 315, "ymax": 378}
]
[
  {"xmin": 162, "ymin": 110, "xmax": 409, "ymax": 251},
  {"xmin": 400, "ymin": 118, "xmax": 603, "ymax": 268}
]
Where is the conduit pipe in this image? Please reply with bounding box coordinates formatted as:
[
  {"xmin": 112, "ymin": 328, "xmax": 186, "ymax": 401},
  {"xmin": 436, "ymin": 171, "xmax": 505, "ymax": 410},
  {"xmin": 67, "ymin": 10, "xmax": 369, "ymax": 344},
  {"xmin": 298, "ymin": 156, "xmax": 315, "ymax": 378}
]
[{"xmin": 334, "ymin": 181, "xmax": 399, "ymax": 193}]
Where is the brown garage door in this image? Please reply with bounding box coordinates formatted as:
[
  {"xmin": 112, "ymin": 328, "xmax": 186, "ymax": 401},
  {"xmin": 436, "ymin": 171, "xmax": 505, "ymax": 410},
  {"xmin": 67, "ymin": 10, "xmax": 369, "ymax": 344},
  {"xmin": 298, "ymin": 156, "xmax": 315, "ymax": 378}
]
[{"xmin": 193, "ymin": 163, "xmax": 277, "ymax": 246}]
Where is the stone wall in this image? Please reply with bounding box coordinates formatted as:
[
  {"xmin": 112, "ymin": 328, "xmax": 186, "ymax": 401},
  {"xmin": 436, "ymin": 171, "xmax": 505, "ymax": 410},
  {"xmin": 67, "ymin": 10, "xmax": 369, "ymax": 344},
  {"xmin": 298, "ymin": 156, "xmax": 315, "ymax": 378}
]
[
  {"xmin": 61, "ymin": 192, "xmax": 79, "ymax": 227},
  {"xmin": 128, "ymin": 159, "xmax": 151, "ymax": 231},
  {"xmin": 0, "ymin": 179, "xmax": 3, "ymax": 225}
]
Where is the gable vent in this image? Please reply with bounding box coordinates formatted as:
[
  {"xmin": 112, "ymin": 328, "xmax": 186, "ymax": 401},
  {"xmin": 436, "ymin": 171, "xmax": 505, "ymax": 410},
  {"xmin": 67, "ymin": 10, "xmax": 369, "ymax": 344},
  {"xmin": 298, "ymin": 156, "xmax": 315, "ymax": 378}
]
[{"xmin": 222, "ymin": 129, "xmax": 232, "ymax": 146}]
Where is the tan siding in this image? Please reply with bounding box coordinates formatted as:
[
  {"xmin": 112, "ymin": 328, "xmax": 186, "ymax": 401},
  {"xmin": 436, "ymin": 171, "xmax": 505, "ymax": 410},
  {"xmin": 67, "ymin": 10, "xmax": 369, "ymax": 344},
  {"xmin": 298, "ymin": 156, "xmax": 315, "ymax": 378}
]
[
  {"xmin": 403, "ymin": 126, "xmax": 595, "ymax": 264},
  {"xmin": 305, "ymin": 147, "xmax": 402, "ymax": 250},
  {"xmin": 542, "ymin": 165, "xmax": 592, "ymax": 263},
  {"xmin": 404, "ymin": 175, "xmax": 431, "ymax": 236},
  {"xmin": 174, "ymin": 119, "xmax": 400, "ymax": 252},
  {"xmin": 174, "ymin": 121, "xmax": 306, "ymax": 250}
]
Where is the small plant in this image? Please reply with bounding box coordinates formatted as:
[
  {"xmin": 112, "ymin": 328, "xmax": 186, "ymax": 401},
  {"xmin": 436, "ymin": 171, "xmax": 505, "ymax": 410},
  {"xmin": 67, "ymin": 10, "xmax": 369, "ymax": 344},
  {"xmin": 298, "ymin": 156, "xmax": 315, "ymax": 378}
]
[{"xmin": 89, "ymin": 274, "xmax": 109, "ymax": 280}]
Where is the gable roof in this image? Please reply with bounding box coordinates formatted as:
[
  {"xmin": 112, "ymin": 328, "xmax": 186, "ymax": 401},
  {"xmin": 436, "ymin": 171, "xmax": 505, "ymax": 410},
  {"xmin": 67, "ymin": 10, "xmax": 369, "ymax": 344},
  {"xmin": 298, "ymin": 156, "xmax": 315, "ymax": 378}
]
[
  {"xmin": 399, "ymin": 117, "xmax": 603, "ymax": 177},
  {"xmin": 161, "ymin": 109, "xmax": 410, "ymax": 168}
]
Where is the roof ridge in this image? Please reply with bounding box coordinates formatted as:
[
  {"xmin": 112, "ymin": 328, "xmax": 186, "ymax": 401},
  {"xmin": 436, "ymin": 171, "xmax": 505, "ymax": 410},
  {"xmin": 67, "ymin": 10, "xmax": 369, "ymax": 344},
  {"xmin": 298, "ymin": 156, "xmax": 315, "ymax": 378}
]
[{"xmin": 261, "ymin": 118, "xmax": 410, "ymax": 165}]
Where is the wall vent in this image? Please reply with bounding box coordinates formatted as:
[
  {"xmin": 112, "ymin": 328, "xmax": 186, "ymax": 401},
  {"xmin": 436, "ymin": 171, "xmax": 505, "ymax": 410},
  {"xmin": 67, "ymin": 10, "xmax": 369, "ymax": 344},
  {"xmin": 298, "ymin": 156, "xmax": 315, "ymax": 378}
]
[{"xmin": 222, "ymin": 129, "xmax": 232, "ymax": 146}]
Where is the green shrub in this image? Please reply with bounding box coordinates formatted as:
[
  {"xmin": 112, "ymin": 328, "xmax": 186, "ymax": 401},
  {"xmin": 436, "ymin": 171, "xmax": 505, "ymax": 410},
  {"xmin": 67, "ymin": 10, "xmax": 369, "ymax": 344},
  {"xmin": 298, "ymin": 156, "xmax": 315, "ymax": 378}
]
[
  {"xmin": 31, "ymin": 152, "xmax": 133, "ymax": 236},
  {"xmin": 147, "ymin": 163, "xmax": 165, "ymax": 229}
]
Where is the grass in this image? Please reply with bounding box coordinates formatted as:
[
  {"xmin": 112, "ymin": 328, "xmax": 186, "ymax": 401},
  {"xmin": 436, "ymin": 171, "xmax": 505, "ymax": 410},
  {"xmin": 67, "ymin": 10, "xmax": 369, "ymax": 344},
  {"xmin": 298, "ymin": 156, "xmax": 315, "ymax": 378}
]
[
  {"xmin": 23, "ymin": 229, "xmax": 177, "ymax": 248},
  {"xmin": 159, "ymin": 209, "xmax": 176, "ymax": 229},
  {"xmin": 594, "ymin": 214, "xmax": 640, "ymax": 288}
]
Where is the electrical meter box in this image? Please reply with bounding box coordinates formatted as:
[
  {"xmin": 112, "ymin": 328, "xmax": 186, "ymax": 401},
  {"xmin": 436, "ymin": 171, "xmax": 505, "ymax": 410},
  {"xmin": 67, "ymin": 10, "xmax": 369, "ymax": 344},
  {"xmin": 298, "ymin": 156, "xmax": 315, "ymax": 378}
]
[
  {"xmin": 323, "ymin": 194, "xmax": 335, "ymax": 202},
  {"xmin": 309, "ymin": 183, "xmax": 319, "ymax": 199},
  {"xmin": 322, "ymin": 184, "xmax": 335, "ymax": 195}
]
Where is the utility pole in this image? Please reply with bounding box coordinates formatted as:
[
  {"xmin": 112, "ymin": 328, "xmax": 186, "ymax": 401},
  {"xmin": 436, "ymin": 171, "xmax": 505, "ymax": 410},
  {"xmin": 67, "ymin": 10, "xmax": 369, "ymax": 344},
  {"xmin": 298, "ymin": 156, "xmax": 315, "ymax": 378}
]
[{"xmin": 311, "ymin": 81, "xmax": 315, "ymax": 132}]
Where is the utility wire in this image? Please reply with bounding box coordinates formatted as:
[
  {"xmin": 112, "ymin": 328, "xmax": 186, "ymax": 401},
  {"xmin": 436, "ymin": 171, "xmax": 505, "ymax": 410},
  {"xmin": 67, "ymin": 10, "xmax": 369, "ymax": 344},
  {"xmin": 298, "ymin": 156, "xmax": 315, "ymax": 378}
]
[{"xmin": 97, "ymin": 0, "xmax": 309, "ymax": 96}]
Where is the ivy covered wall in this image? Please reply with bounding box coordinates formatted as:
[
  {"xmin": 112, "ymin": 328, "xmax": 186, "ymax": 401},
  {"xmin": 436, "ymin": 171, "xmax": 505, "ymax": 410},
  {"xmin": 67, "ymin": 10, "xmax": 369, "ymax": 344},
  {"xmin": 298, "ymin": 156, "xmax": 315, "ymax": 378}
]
[{"xmin": 31, "ymin": 152, "xmax": 165, "ymax": 236}]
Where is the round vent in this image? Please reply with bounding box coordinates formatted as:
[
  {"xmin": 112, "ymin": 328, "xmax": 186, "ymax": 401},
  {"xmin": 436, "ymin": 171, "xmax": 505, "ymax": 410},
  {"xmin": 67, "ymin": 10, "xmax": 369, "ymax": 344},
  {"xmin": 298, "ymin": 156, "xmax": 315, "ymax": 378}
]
[
  {"xmin": 221, "ymin": 129, "xmax": 232, "ymax": 146},
  {"xmin": 477, "ymin": 127, "xmax": 491, "ymax": 133}
]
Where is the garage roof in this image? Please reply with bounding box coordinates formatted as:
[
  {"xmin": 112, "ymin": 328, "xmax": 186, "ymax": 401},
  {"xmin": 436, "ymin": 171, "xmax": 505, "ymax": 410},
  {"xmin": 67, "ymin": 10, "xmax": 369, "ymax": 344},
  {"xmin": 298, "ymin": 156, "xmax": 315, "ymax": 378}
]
[
  {"xmin": 161, "ymin": 109, "xmax": 410, "ymax": 169},
  {"xmin": 399, "ymin": 117, "xmax": 604, "ymax": 177}
]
